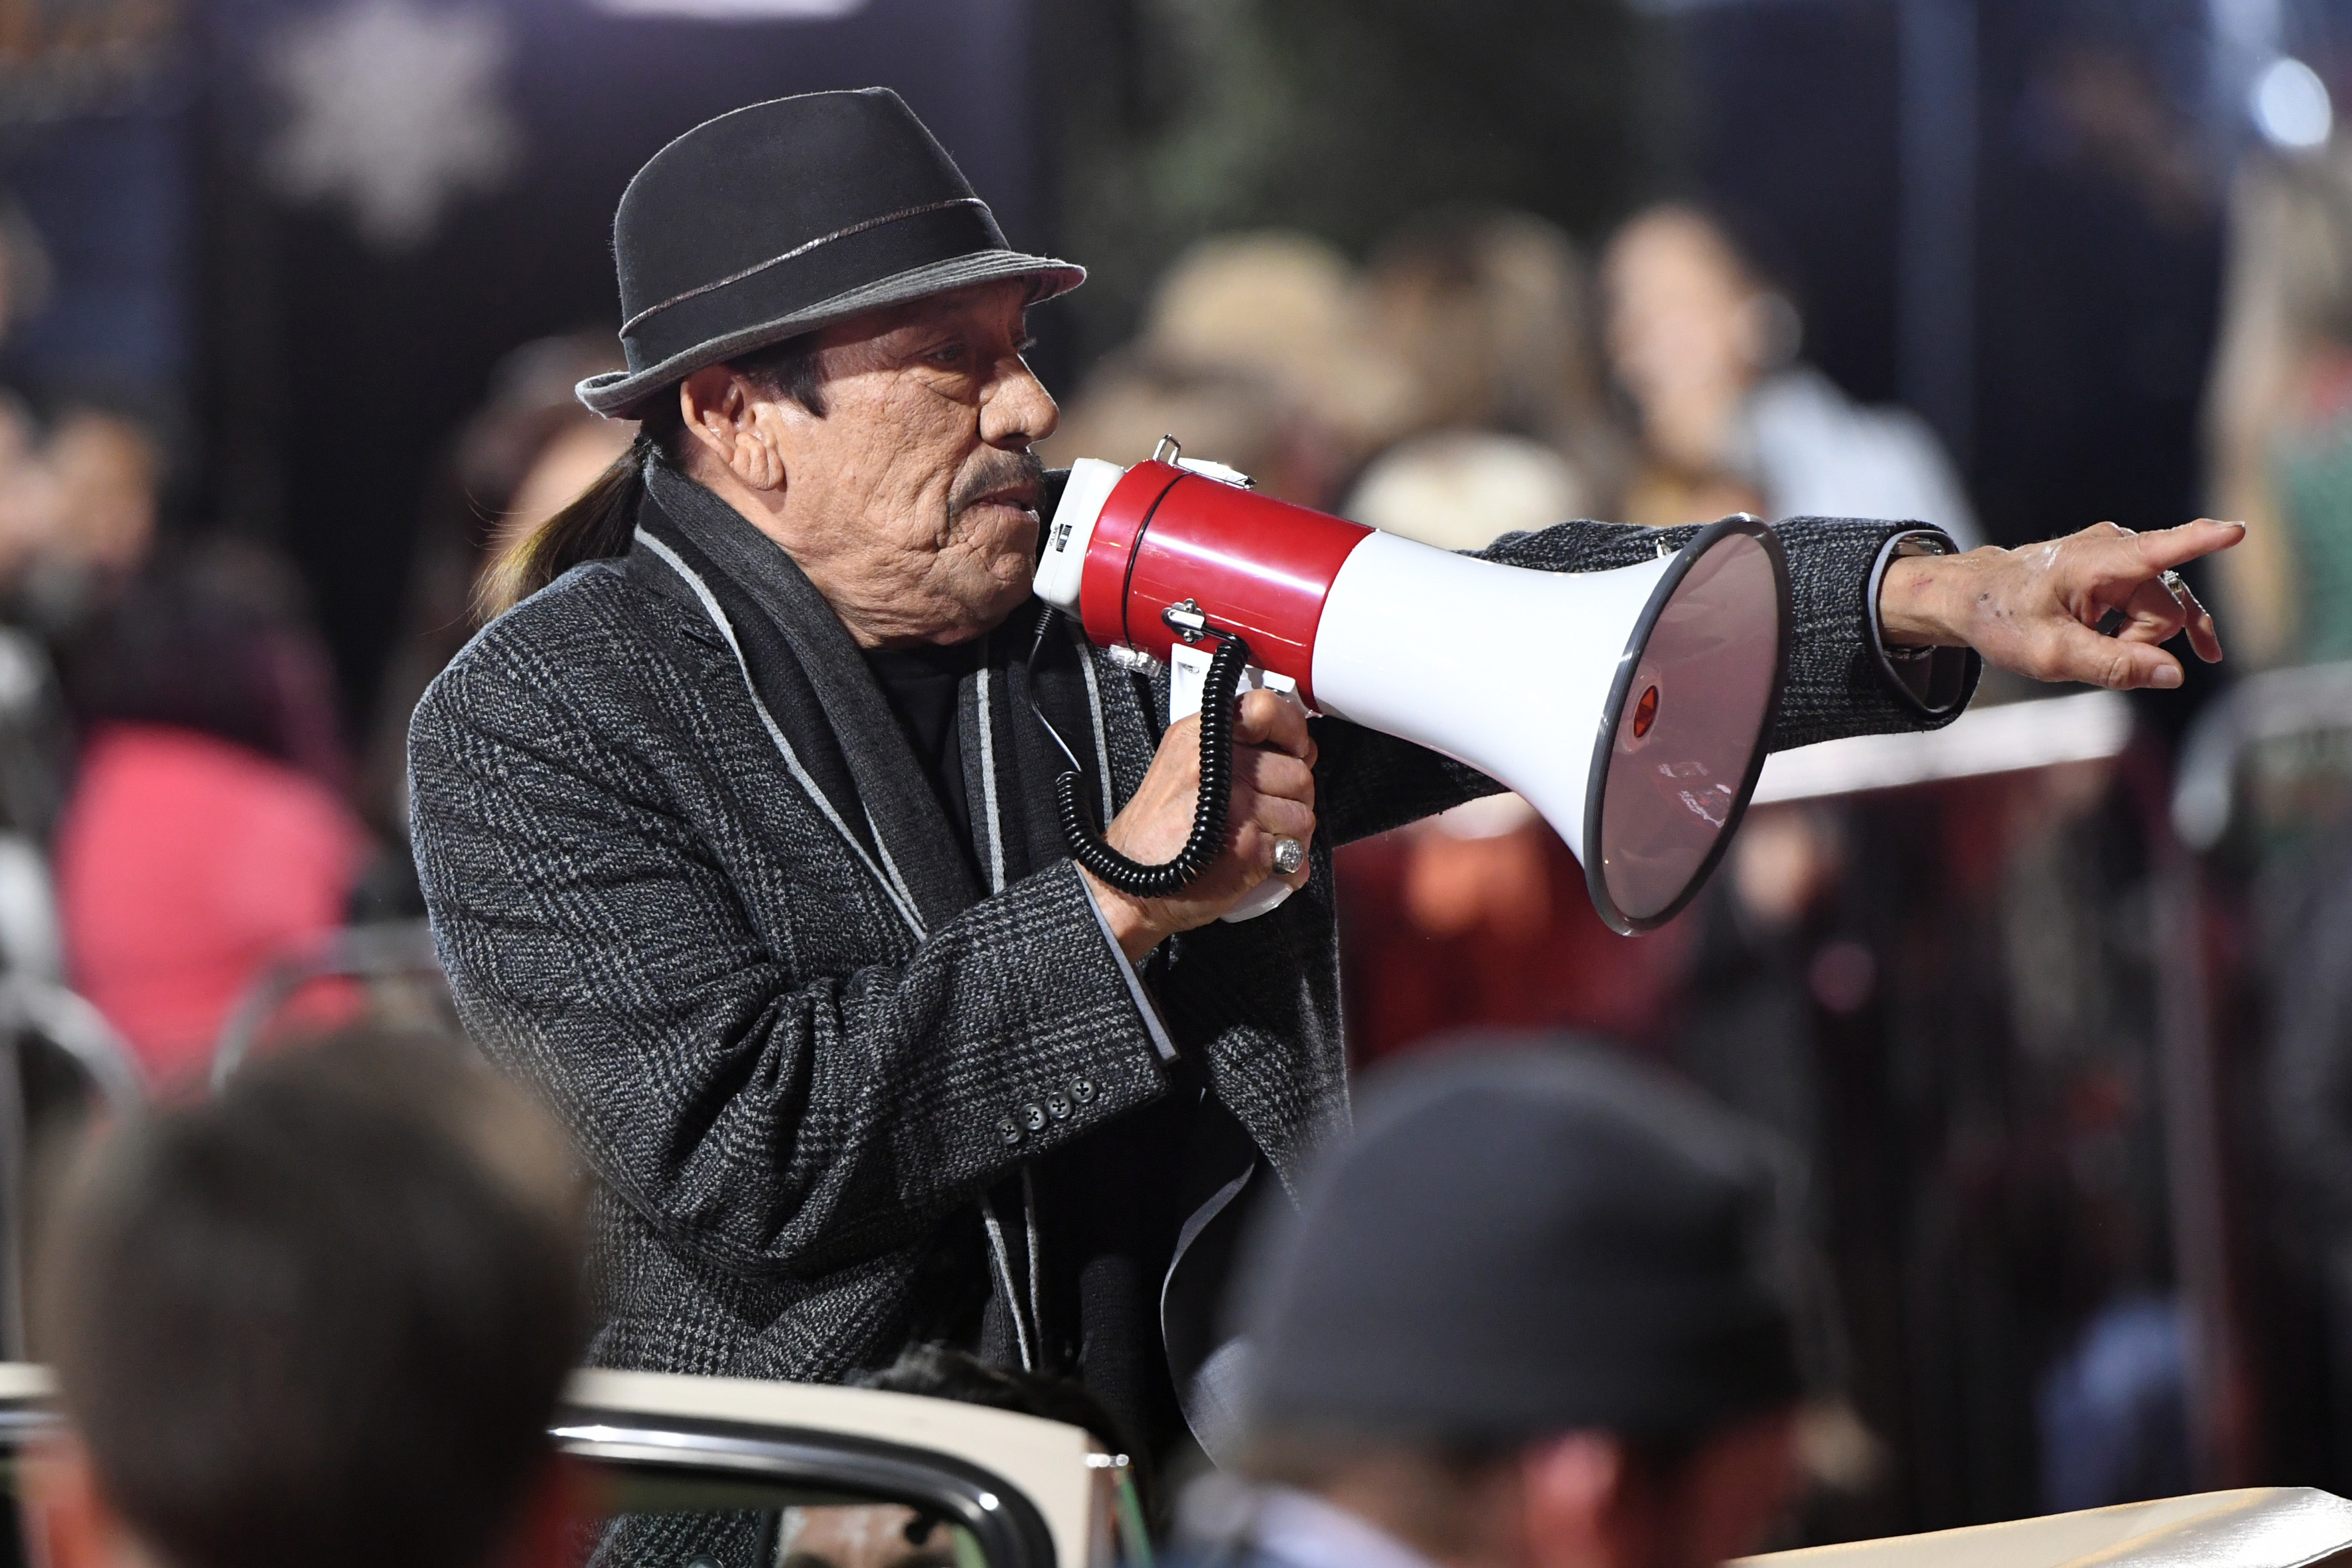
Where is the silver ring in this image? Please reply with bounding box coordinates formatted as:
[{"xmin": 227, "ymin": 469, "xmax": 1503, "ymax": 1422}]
[
  {"xmin": 1272, "ymin": 837, "xmax": 1306, "ymax": 877},
  {"xmin": 2159, "ymin": 569, "xmax": 2187, "ymax": 603}
]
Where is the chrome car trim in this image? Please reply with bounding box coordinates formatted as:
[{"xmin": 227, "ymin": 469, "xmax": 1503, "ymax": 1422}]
[{"xmin": 553, "ymin": 1407, "xmax": 1057, "ymax": 1568}]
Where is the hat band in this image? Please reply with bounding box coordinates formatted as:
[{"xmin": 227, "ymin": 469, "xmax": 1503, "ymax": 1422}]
[
  {"xmin": 621, "ymin": 196, "xmax": 995, "ymax": 332},
  {"xmin": 621, "ymin": 198, "xmax": 1011, "ymax": 372}
]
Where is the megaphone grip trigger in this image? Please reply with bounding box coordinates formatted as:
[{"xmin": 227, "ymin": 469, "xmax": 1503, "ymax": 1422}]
[{"xmin": 1056, "ymin": 627, "xmax": 1253, "ymax": 898}]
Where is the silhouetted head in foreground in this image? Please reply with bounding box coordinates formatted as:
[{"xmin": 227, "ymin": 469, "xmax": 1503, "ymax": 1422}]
[
  {"xmin": 1228, "ymin": 1039, "xmax": 1810, "ymax": 1568},
  {"xmin": 27, "ymin": 1030, "xmax": 585, "ymax": 1568}
]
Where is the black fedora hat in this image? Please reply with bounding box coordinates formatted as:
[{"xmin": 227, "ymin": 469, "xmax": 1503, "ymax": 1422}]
[{"xmin": 578, "ymin": 88, "xmax": 1083, "ymax": 419}]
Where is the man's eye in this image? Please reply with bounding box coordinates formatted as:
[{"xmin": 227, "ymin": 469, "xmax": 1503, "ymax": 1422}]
[{"xmin": 925, "ymin": 342, "xmax": 968, "ymax": 367}]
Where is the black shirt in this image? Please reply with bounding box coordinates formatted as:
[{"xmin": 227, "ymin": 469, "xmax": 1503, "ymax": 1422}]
[{"xmin": 861, "ymin": 640, "xmax": 982, "ymax": 863}]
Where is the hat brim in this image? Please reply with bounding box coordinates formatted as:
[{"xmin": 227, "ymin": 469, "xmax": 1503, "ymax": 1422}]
[{"xmin": 576, "ymin": 250, "xmax": 1085, "ymax": 419}]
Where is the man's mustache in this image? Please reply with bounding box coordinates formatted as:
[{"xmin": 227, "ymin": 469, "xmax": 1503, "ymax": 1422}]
[{"xmin": 949, "ymin": 449, "xmax": 1045, "ymax": 518}]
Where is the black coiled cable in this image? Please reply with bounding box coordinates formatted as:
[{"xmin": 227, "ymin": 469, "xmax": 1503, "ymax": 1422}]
[{"xmin": 1025, "ymin": 603, "xmax": 1253, "ymax": 897}]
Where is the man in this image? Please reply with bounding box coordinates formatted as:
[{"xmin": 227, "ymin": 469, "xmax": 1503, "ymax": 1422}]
[
  {"xmin": 407, "ymin": 88, "xmax": 2238, "ymax": 1459},
  {"xmin": 1210, "ymin": 1042, "xmax": 1817, "ymax": 1568},
  {"xmin": 25, "ymin": 1031, "xmax": 585, "ymax": 1568}
]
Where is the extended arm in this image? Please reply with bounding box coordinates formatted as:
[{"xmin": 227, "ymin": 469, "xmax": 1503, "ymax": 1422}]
[
  {"xmin": 1314, "ymin": 512, "xmax": 1972, "ymax": 846},
  {"xmin": 1313, "ymin": 513, "xmax": 2244, "ymax": 847}
]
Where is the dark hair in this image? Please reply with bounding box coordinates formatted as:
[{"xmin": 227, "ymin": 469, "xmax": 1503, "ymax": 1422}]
[
  {"xmin": 61, "ymin": 538, "xmax": 347, "ymax": 785},
  {"xmin": 36, "ymin": 1029, "xmax": 585, "ymax": 1568},
  {"xmin": 1640, "ymin": 197, "xmax": 1805, "ymax": 318},
  {"xmin": 475, "ymin": 334, "xmax": 826, "ymax": 618}
]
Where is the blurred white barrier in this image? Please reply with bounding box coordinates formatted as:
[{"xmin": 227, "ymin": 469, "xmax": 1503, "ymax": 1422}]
[
  {"xmin": 1738, "ymin": 1488, "xmax": 2352, "ymax": 1568},
  {"xmin": 1753, "ymin": 689, "xmax": 2134, "ymax": 805}
]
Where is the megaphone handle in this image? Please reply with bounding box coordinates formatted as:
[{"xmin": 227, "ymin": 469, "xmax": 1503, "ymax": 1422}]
[{"xmin": 1050, "ymin": 626, "xmax": 1252, "ymax": 897}]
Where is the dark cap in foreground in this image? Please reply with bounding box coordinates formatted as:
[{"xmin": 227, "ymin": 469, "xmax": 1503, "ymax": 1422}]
[{"xmin": 1239, "ymin": 1037, "xmax": 1804, "ymax": 1449}]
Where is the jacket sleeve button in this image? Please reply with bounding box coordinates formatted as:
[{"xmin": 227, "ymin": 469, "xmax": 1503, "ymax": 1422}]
[
  {"xmin": 1021, "ymin": 1102, "xmax": 1049, "ymax": 1133},
  {"xmin": 1045, "ymin": 1091, "xmax": 1072, "ymax": 1120},
  {"xmin": 997, "ymin": 1117, "xmax": 1023, "ymax": 1146},
  {"xmin": 1070, "ymin": 1076, "xmax": 1097, "ymax": 1104}
]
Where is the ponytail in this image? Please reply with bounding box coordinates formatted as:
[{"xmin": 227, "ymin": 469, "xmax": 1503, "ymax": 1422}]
[
  {"xmin": 474, "ymin": 417, "xmax": 668, "ymax": 621},
  {"xmin": 474, "ymin": 344, "xmax": 816, "ymax": 621}
]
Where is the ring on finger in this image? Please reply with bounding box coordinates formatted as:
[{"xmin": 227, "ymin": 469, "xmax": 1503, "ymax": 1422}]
[
  {"xmin": 1272, "ymin": 837, "xmax": 1306, "ymax": 877},
  {"xmin": 2158, "ymin": 569, "xmax": 2187, "ymax": 605}
]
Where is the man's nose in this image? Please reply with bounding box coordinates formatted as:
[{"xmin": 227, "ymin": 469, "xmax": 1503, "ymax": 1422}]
[{"xmin": 982, "ymin": 360, "xmax": 1059, "ymax": 449}]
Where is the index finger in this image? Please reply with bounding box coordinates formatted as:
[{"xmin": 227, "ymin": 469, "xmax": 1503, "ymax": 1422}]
[
  {"xmin": 2100, "ymin": 518, "xmax": 2247, "ymax": 579},
  {"xmin": 1234, "ymin": 688, "xmax": 1315, "ymax": 764}
]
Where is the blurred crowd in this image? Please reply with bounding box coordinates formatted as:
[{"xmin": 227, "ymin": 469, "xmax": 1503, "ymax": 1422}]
[{"xmin": 0, "ymin": 311, "xmax": 630, "ymax": 1080}]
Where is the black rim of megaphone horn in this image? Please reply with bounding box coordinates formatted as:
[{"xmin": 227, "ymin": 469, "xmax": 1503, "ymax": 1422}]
[{"xmin": 1581, "ymin": 513, "xmax": 1793, "ymax": 938}]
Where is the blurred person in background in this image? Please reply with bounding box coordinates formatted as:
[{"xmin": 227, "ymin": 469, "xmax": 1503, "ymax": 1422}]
[
  {"xmin": 0, "ymin": 191, "xmax": 160, "ymax": 853},
  {"xmin": 2206, "ymin": 139, "xmax": 2352, "ymax": 667},
  {"xmin": 1194, "ymin": 1044, "xmax": 1812, "ymax": 1568},
  {"xmin": 1335, "ymin": 210, "xmax": 1658, "ymax": 1062},
  {"xmin": 1602, "ymin": 204, "xmax": 1978, "ymax": 546},
  {"xmin": 1041, "ymin": 360, "xmax": 1303, "ymax": 504},
  {"xmin": 0, "ymin": 189, "xmax": 162, "ymax": 632},
  {"xmin": 358, "ymin": 334, "xmax": 630, "ymax": 906},
  {"xmin": 0, "ymin": 196, "xmax": 56, "ymax": 603},
  {"xmin": 25, "ymin": 1027, "xmax": 586, "ymax": 1568},
  {"xmin": 0, "ymin": 186, "xmax": 163, "ymax": 994},
  {"xmin": 1345, "ymin": 433, "xmax": 1589, "ymax": 553},
  {"xmin": 52, "ymin": 541, "xmax": 368, "ymax": 1081},
  {"xmin": 17, "ymin": 408, "xmax": 161, "ymax": 627},
  {"xmin": 1350, "ymin": 207, "xmax": 1628, "ymax": 544},
  {"xmin": 1670, "ymin": 806, "xmax": 1853, "ymax": 1170},
  {"xmin": 1104, "ymin": 231, "xmax": 1419, "ymax": 507},
  {"xmin": 1335, "ymin": 790, "xmax": 1696, "ymax": 1066},
  {"xmin": 2203, "ymin": 137, "xmax": 2352, "ymax": 1494}
]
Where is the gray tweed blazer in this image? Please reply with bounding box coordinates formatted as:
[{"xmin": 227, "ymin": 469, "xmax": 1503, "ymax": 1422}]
[{"xmin": 406, "ymin": 498, "xmax": 1972, "ymax": 1388}]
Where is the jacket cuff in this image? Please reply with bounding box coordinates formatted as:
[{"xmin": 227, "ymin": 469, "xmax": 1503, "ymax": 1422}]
[
  {"xmin": 963, "ymin": 861, "xmax": 1171, "ymax": 1162},
  {"xmin": 1077, "ymin": 871, "xmax": 1180, "ymax": 1063},
  {"xmin": 1866, "ymin": 529, "xmax": 1977, "ymax": 719}
]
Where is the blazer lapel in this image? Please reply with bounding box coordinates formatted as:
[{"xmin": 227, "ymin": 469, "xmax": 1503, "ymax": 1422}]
[{"xmin": 982, "ymin": 609, "xmax": 1119, "ymax": 891}]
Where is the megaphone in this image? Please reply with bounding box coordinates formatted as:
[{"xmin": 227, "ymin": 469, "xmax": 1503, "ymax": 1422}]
[{"xmin": 1030, "ymin": 441, "xmax": 1792, "ymax": 934}]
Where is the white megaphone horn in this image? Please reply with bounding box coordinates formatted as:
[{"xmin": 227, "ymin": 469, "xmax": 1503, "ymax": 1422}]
[{"xmin": 1031, "ymin": 440, "xmax": 1792, "ymax": 934}]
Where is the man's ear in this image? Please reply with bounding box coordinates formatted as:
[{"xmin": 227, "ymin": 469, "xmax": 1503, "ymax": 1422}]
[
  {"xmin": 1518, "ymin": 1431, "xmax": 1638, "ymax": 1568},
  {"xmin": 678, "ymin": 366, "xmax": 789, "ymax": 494},
  {"xmin": 23, "ymin": 1431, "xmax": 142, "ymax": 1568}
]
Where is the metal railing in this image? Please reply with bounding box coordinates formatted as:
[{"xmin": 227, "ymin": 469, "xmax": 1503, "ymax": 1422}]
[
  {"xmin": 209, "ymin": 920, "xmax": 451, "ymax": 1090},
  {"xmin": 0, "ymin": 975, "xmax": 143, "ymax": 1359}
]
